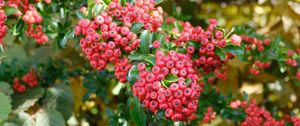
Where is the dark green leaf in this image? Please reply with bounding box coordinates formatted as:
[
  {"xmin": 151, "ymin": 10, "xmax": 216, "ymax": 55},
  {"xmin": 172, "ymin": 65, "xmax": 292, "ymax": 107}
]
[
  {"xmin": 4, "ymin": 6, "xmax": 18, "ymax": 16},
  {"xmin": 139, "ymin": 30, "xmax": 150, "ymax": 54},
  {"xmin": 188, "ymin": 41, "xmax": 200, "ymax": 50},
  {"xmin": 130, "ymin": 23, "xmax": 144, "ymax": 33},
  {"xmin": 128, "ymin": 97, "xmax": 146, "ymax": 126},
  {"xmin": 60, "ymin": 29, "xmax": 75, "ymax": 48},
  {"xmin": 127, "ymin": 65, "xmax": 140, "ymax": 84},
  {"xmin": 223, "ymin": 44, "xmax": 244, "ymax": 55},
  {"xmin": 214, "ymin": 47, "xmax": 226, "ymax": 61}
]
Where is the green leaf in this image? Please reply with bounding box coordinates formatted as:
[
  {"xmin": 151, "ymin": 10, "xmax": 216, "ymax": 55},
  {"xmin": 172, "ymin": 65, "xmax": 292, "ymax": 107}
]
[
  {"xmin": 155, "ymin": 0, "xmax": 163, "ymax": 5},
  {"xmin": 12, "ymin": 87, "xmax": 44, "ymax": 112},
  {"xmin": 188, "ymin": 41, "xmax": 200, "ymax": 50},
  {"xmin": 127, "ymin": 65, "xmax": 140, "ymax": 84},
  {"xmin": 76, "ymin": 10, "xmax": 85, "ymax": 19},
  {"xmin": 220, "ymin": 108, "xmax": 246, "ymax": 122},
  {"xmin": 128, "ymin": 97, "xmax": 146, "ymax": 126},
  {"xmin": 3, "ymin": 6, "xmax": 18, "ymax": 16},
  {"xmin": 223, "ymin": 44, "xmax": 244, "ymax": 55},
  {"xmin": 60, "ymin": 29, "xmax": 75, "ymax": 48},
  {"xmin": 0, "ymin": 92, "xmax": 11, "ymax": 120},
  {"xmin": 120, "ymin": 0, "xmax": 126, "ymax": 6},
  {"xmin": 93, "ymin": 4, "xmax": 103, "ymax": 17},
  {"xmin": 157, "ymin": 33, "xmax": 166, "ymax": 46},
  {"xmin": 278, "ymin": 60, "xmax": 287, "ymax": 73},
  {"xmin": 214, "ymin": 47, "xmax": 226, "ymax": 61},
  {"xmin": 139, "ymin": 30, "xmax": 150, "ymax": 54},
  {"xmin": 43, "ymin": 84, "xmax": 74, "ymax": 120},
  {"xmin": 184, "ymin": 78, "xmax": 192, "ymax": 87},
  {"xmin": 0, "ymin": 81, "xmax": 14, "ymax": 95},
  {"xmin": 36, "ymin": 109, "xmax": 66, "ymax": 126},
  {"xmin": 128, "ymin": 54, "xmax": 148, "ymax": 61},
  {"xmin": 130, "ymin": 23, "xmax": 144, "ymax": 33},
  {"xmin": 162, "ymin": 74, "xmax": 179, "ymax": 87}
]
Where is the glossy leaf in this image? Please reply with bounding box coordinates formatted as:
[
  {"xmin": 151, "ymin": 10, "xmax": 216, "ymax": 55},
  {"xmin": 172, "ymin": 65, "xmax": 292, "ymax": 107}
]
[
  {"xmin": 0, "ymin": 92, "xmax": 11, "ymax": 120},
  {"xmin": 128, "ymin": 97, "xmax": 146, "ymax": 126},
  {"xmin": 127, "ymin": 65, "xmax": 140, "ymax": 84},
  {"xmin": 223, "ymin": 44, "xmax": 244, "ymax": 55},
  {"xmin": 139, "ymin": 30, "xmax": 150, "ymax": 54},
  {"xmin": 214, "ymin": 46, "xmax": 226, "ymax": 61},
  {"xmin": 60, "ymin": 29, "xmax": 75, "ymax": 48}
]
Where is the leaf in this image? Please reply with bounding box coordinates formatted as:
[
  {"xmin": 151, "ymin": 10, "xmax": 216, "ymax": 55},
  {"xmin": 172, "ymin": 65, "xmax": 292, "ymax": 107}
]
[
  {"xmin": 0, "ymin": 92, "xmax": 11, "ymax": 120},
  {"xmin": 162, "ymin": 74, "xmax": 179, "ymax": 87},
  {"xmin": 220, "ymin": 108, "xmax": 246, "ymax": 122},
  {"xmin": 60, "ymin": 29, "xmax": 75, "ymax": 48},
  {"xmin": 223, "ymin": 44, "xmax": 244, "ymax": 55},
  {"xmin": 93, "ymin": 4, "xmax": 103, "ymax": 17},
  {"xmin": 278, "ymin": 60, "xmax": 287, "ymax": 73},
  {"xmin": 3, "ymin": 6, "xmax": 18, "ymax": 16},
  {"xmin": 128, "ymin": 54, "xmax": 148, "ymax": 61},
  {"xmin": 155, "ymin": 0, "xmax": 164, "ymax": 5},
  {"xmin": 127, "ymin": 65, "xmax": 140, "ymax": 84},
  {"xmin": 188, "ymin": 41, "xmax": 200, "ymax": 49},
  {"xmin": 139, "ymin": 30, "xmax": 150, "ymax": 54},
  {"xmin": 12, "ymin": 87, "xmax": 44, "ymax": 113},
  {"xmin": 128, "ymin": 97, "xmax": 146, "ymax": 126},
  {"xmin": 43, "ymin": 84, "xmax": 74, "ymax": 120},
  {"xmin": 214, "ymin": 47, "xmax": 226, "ymax": 61},
  {"xmin": 0, "ymin": 81, "xmax": 14, "ymax": 95},
  {"xmin": 157, "ymin": 33, "xmax": 166, "ymax": 46},
  {"xmin": 35, "ymin": 109, "xmax": 66, "ymax": 126},
  {"xmin": 120, "ymin": 0, "xmax": 126, "ymax": 6},
  {"xmin": 130, "ymin": 22, "xmax": 144, "ymax": 33},
  {"xmin": 76, "ymin": 10, "xmax": 85, "ymax": 19}
]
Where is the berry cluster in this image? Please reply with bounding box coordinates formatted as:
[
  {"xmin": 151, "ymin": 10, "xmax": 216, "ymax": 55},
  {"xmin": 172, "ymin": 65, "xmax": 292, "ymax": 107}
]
[
  {"xmin": 107, "ymin": 0, "xmax": 163, "ymax": 32},
  {"xmin": 75, "ymin": 0, "xmax": 163, "ymax": 82},
  {"xmin": 4, "ymin": 0, "xmax": 49, "ymax": 44},
  {"xmin": 0, "ymin": 9, "xmax": 7, "ymax": 44},
  {"xmin": 249, "ymin": 60, "xmax": 271, "ymax": 76},
  {"xmin": 166, "ymin": 18, "xmax": 236, "ymax": 76},
  {"xmin": 242, "ymin": 100, "xmax": 285, "ymax": 126},
  {"xmin": 240, "ymin": 34, "xmax": 271, "ymax": 52},
  {"xmin": 12, "ymin": 69, "xmax": 39, "ymax": 93},
  {"xmin": 203, "ymin": 106, "xmax": 216, "ymax": 124},
  {"xmin": 132, "ymin": 51, "xmax": 203, "ymax": 121}
]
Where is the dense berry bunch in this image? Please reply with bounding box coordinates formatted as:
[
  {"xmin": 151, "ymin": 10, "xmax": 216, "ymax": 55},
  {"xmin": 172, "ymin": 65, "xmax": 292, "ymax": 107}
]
[
  {"xmin": 107, "ymin": 0, "xmax": 163, "ymax": 32},
  {"xmin": 249, "ymin": 60, "xmax": 271, "ymax": 76},
  {"xmin": 4, "ymin": 0, "xmax": 49, "ymax": 44},
  {"xmin": 241, "ymin": 100, "xmax": 285, "ymax": 126},
  {"xmin": 75, "ymin": 0, "xmax": 163, "ymax": 82},
  {"xmin": 203, "ymin": 106, "xmax": 216, "ymax": 124},
  {"xmin": 166, "ymin": 19, "xmax": 236, "ymax": 75},
  {"xmin": 132, "ymin": 51, "xmax": 203, "ymax": 121},
  {"xmin": 0, "ymin": 9, "xmax": 7, "ymax": 44},
  {"xmin": 12, "ymin": 69, "xmax": 39, "ymax": 93}
]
